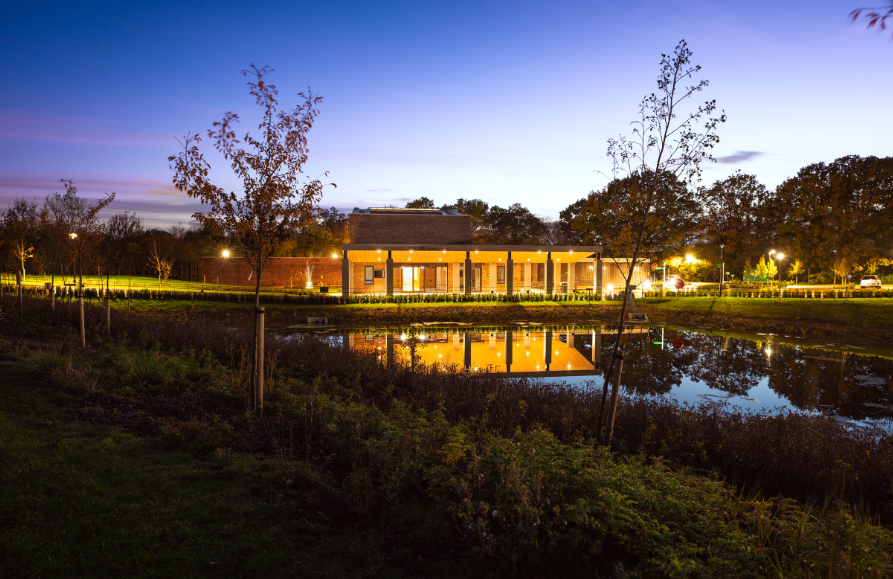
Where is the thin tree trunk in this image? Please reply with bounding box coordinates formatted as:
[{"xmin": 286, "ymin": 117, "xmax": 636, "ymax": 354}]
[
  {"xmin": 106, "ymin": 268, "xmax": 111, "ymax": 331},
  {"xmin": 252, "ymin": 260, "xmax": 264, "ymax": 414},
  {"xmin": 79, "ymin": 290, "xmax": 86, "ymax": 348}
]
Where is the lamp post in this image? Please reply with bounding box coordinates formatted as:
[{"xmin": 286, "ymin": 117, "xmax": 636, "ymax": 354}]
[
  {"xmin": 720, "ymin": 244, "xmax": 725, "ymax": 296},
  {"xmin": 769, "ymin": 251, "xmax": 785, "ymax": 302}
]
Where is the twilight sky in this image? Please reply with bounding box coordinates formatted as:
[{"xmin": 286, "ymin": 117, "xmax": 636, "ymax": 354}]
[{"xmin": 1, "ymin": 0, "xmax": 890, "ymax": 228}]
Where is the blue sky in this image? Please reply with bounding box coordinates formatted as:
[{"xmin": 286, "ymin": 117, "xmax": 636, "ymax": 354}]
[{"xmin": 1, "ymin": 0, "xmax": 890, "ymax": 228}]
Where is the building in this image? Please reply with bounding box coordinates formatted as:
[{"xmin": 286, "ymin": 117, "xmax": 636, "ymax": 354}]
[
  {"xmin": 341, "ymin": 207, "xmax": 644, "ymax": 296},
  {"xmin": 202, "ymin": 207, "xmax": 649, "ymax": 294}
]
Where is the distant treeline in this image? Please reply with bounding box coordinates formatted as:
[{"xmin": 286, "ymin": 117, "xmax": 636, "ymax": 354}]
[{"xmin": 2, "ymin": 154, "xmax": 892, "ymax": 284}]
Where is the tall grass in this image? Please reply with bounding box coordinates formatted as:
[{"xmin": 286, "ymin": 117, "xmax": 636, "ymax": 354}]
[{"xmin": 3, "ymin": 292, "xmax": 893, "ymax": 520}]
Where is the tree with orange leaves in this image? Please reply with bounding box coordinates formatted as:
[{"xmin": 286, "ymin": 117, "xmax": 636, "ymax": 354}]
[{"xmin": 169, "ymin": 64, "xmax": 333, "ymax": 307}]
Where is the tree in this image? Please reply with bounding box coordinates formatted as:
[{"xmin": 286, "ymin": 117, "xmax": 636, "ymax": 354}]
[
  {"xmin": 767, "ymin": 255, "xmax": 779, "ymax": 285},
  {"xmin": 833, "ymin": 257, "xmax": 858, "ymax": 301},
  {"xmin": 405, "ymin": 197, "xmax": 435, "ymax": 209},
  {"xmin": 565, "ymin": 171, "xmax": 700, "ymax": 280},
  {"xmin": 596, "ymin": 39, "xmax": 725, "ymax": 446},
  {"xmin": 789, "ymin": 259, "xmax": 804, "ymax": 284},
  {"xmin": 317, "ymin": 207, "xmax": 349, "ymax": 245},
  {"xmin": 441, "ymin": 198, "xmax": 490, "ymax": 242},
  {"xmin": 100, "ymin": 212, "xmax": 143, "ymax": 290},
  {"xmin": 850, "ymin": 3, "xmax": 893, "ymax": 37},
  {"xmin": 147, "ymin": 237, "xmax": 173, "ymax": 285},
  {"xmin": 44, "ymin": 180, "xmax": 115, "ymax": 289},
  {"xmin": 698, "ymin": 172, "xmax": 774, "ymax": 273},
  {"xmin": 169, "ymin": 64, "xmax": 332, "ymax": 414},
  {"xmin": 481, "ymin": 203, "xmax": 549, "ymax": 245},
  {"xmin": 2, "ymin": 198, "xmax": 41, "ymax": 280},
  {"xmin": 774, "ymin": 156, "xmax": 893, "ymax": 281},
  {"xmin": 756, "ymin": 255, "xmax": 769, "ymax": 286},
  {"xmin": 169, "ymin": 65, "xmax": 331, "ymax": 307}
]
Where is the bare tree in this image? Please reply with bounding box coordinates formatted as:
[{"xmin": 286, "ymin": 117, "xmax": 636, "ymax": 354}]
[
  {"xmin": 169, "ymin": 65, "xmax": 332, "ymax": 413},
  {"xmin": 147, "ymin": 237, "xmax": 173, "ymax": 286},
  {"xmin": 98, "ymin": 212, "xmax": 143, "ymax": 327},
  {"xmin": 597, "ymin": 40, "xmax": 725, "ymax": 446},
  {"xmin": 2, "ymin": 198, "xmax": 40, "ymax": 281},
  {"xmin": 45, "ymin": 180, "xmax": 115, "ymax": 290}
]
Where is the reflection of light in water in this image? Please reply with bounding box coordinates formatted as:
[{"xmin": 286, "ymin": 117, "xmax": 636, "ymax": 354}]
[
  {"xmin": 400, "ymin": 334, "xmax": 407, "ymax": 340},
  {"xmin": 420, "ymin": 334, "xmax": 426, "ymax": 340}
]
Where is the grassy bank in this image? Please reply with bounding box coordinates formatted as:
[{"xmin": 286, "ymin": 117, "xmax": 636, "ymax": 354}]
[
  {"xmin": 2, "ymin": 294, "xmax": 893, "ymax": 576},
  {"xmin": 94, "ymin": 293, "xmax": 893, "ymax": 345}
]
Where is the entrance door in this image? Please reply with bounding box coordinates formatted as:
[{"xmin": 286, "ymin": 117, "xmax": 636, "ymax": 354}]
[
  {"xmin": 401, "ymin": 267, "xmax": 413, "ymax": 292},
  {"xmin": 473, "ymin": 265, "xmax": 482, "ymax": 292}
]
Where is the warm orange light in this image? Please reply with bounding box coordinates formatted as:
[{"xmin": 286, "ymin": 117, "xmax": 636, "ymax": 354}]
[{"xmin": 221, "ymin": 249, "xmax": 231, "ymax": 258}]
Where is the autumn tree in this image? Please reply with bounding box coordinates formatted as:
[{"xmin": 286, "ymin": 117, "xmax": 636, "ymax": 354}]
[
  {"xmin": 596, "ymin": 39, "xmax": 725, "ymax": 446},
  {"xmin": 789, "ymin": 259, "xmax": 804, "ymax": 284},
  {"xmin": 565, "ymin": 170, "xmax": 700, "ymax": 282},
  {"xmin": 169, "ymin": 64, "xmax": 332, "ymax": 413},
  {"xmin": 169, "ymin": 65, "xmax": 331, "ymax": 306},
  {"xmin": 774, "ymin": 156, "xmax": 893, "ymax": 281}
]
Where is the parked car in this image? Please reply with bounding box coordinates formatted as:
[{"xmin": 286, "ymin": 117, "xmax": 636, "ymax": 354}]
[{"xmin": 860, "ymin": 275, "xmax": 882, "ymax": 289}]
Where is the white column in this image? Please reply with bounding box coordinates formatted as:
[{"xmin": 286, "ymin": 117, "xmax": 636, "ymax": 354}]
[
  {"xmin": 452, "ymin": 262, "xmax": 460, "ymax": 293},
  {"xmin": 568, "ymin": 262, "xmax": 575, "ymax": 293},
  {"xmin": 489, "ymin": 332, "xmax": 497, "ymax": 349},
  {"xmin": 524, "ymin": 262, "xmax": 531, "ymax": 291},
  {"xmin": 567, "ymin": 329, "xmax": 574, "ymax": 348}
]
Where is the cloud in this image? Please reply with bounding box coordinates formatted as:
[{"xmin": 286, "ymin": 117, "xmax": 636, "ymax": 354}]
[
  {"xmin": 716, "ymin": 151, "xmax": 764, "ymax": 164},
  {"xmin": 364, "ymin": 188, "xmax": 393, "ymax": 193},
  {"xmin": 145, "ymin": 186, "xmax": 187, "ymax": 198}
]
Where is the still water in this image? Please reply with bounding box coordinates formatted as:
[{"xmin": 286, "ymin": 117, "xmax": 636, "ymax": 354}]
[{"xmin": 295, "ymin": 324, "xmax": 893, "ymax": 429}]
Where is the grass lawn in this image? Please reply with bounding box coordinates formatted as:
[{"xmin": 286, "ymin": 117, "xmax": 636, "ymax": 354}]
[
  {"xmin": 4, "ymin": 274, "xmax": 267, "ymax": 295},
  {"xmin": 0, "ymin": 366, "xmax": 463, "ymax": 578},
  {"xmin": 639, "ymin": 296, "xmax": 893, "ymax": 329}
]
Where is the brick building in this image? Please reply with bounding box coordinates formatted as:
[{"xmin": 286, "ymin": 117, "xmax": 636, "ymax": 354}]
[{"xmin": 203, "ymin": 207, "xmax": 648, "ymax": 294}]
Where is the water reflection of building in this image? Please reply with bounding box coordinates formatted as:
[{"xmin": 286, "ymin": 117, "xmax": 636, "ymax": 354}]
[{"xmin": 345, "ymin": 326, "xmax": 650, "ymax": 378}]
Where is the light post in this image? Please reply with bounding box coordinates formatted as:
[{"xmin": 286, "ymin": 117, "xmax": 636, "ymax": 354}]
[
  {"xmin": 769, "ymin": 251, "xmax": 785, "ymax": 302},
  {"xmin": 720, "ymin": 244, "xmax": 725, "ymax": 296}
]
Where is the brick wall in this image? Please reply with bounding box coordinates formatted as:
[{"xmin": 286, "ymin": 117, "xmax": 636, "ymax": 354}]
[
  {"xmin": 202, "ymin": 257, "xmax": 343, "ymax": 288},
  {"xmin": 349, "ymin": 213, "xmax": 472, "ymax": 245}
]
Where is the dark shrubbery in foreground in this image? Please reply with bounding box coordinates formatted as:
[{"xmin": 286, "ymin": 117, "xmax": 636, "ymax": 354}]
[{"xmin": 3, "ymin": 294, "xmax": 893, "ymax": 575}]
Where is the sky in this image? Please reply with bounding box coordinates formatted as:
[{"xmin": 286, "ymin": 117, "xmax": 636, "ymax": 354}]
[{"xmin": 1, "ymin": 0, "xmax": 890, "ymax": 228}]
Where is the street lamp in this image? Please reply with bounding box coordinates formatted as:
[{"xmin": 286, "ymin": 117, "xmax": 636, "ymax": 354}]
[
  {"xmin": 720, "ymin": 244, "xmax": 725, "ymax": 292},
  {"xmin": 221, "ymin": 249, "xmax": 231, "ymax": 258}
]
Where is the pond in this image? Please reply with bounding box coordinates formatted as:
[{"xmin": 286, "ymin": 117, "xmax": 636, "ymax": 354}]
[{"xmin": 288, "ymin": 323, "xmax": 893, "ymax": 429}]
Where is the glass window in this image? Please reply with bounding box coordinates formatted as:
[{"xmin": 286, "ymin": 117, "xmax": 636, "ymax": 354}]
[
  {"xmin": 497, "ymin": 266, "xmax": 505, "ymax": 284},
  {"xmin": 365, "ymin": 266, "xmax": 374, "ymax": 284}
]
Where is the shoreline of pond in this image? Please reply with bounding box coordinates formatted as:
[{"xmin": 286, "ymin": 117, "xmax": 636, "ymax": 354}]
[{"xmin": 126, "ymin": 300, "xmax": 893, "ymax": 349}]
